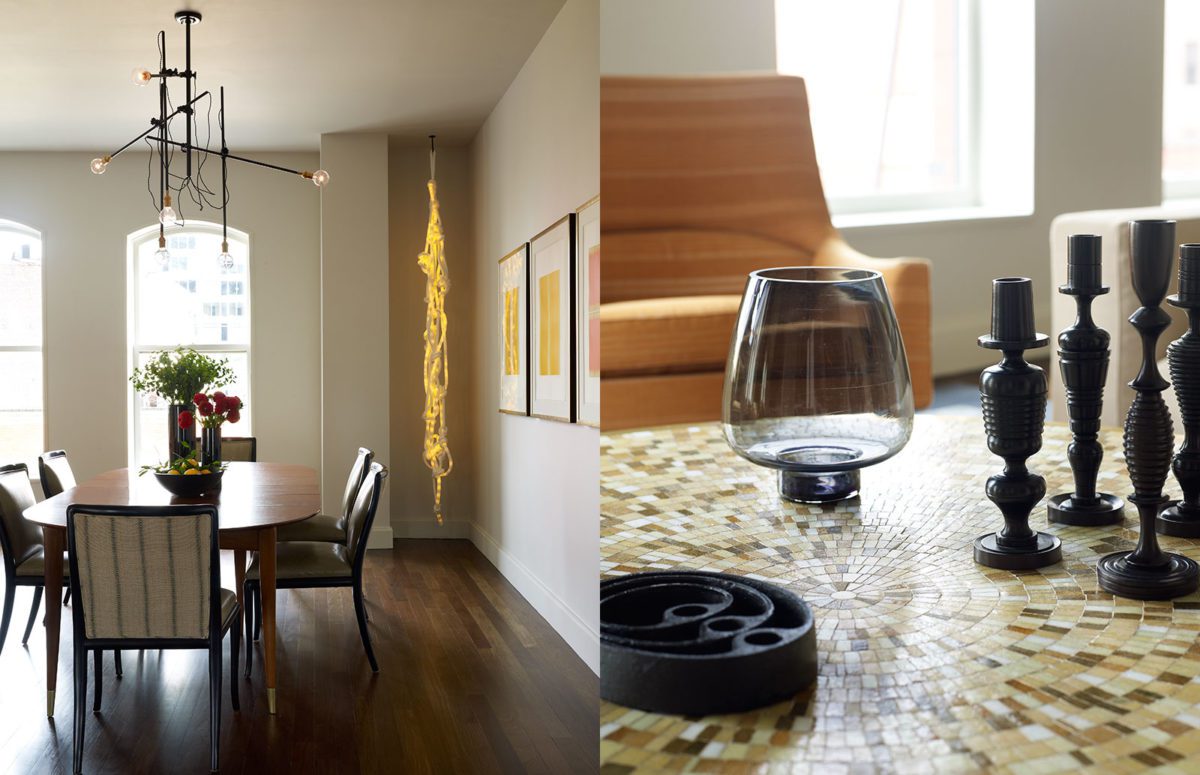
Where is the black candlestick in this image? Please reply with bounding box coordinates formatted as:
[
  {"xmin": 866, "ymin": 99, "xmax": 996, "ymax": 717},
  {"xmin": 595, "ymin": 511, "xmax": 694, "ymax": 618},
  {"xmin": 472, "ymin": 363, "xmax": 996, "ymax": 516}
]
[
  {"xmin": 1047, "ymin": 235, "xmax": 1125, "ymax": 525},
  {"xmin": 1097, "ymin": 220, "xmax": 1199, "ymax": 599},
  {"xmin": 1159, "ymin": 243, "xmax": 1200, "ymax": 536},
  {"xmin": 974, "ymin": 277, "xmax": 1062, "ymax": 570}
]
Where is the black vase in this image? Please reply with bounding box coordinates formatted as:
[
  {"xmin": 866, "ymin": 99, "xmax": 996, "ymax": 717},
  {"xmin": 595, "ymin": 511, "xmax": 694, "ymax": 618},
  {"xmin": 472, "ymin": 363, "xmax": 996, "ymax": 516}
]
[
  {"xmin": 168, "ymin": 403, "xmax": 196, "ymax": 462},
  {"xmin": 201, "ymin": 426, "xmax": 222, "ymax": 467}
]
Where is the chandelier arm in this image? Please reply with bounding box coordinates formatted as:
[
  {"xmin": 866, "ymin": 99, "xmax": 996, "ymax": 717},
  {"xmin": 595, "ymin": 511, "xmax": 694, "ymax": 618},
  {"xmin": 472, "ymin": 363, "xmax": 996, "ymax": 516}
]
[
  {"xmin": 103, "ymin": 91, "xmax": 211, "ymax": 163},
  {"xmin": 156, "ymin": 137, "xmax": 308, "ymax": 178}
]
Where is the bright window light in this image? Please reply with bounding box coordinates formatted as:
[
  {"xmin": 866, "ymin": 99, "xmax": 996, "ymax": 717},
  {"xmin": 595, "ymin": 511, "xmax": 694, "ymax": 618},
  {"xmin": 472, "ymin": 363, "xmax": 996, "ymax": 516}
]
[
  {"xmin": 0, "ymin": 220, "xmax": 44, "ymax": 472},
  {"xmin": 1164, "ymin": 0, "xmax": 1200, "ymax": 199}
]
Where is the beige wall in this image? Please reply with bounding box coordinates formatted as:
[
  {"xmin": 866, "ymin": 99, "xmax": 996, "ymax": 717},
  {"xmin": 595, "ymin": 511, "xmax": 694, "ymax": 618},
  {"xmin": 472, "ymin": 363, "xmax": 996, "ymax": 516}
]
[
  {"xmin": 470, "ymin": 0, "xmax": 599, "ymax": 671},
  {"xmin": 387, "ymin": 141, "xmax": 476, "ymax": 536},
  {"xmin": 0, "ymin": 151, "xmax": 321, "ymax": 482},
  {"xmin": 601, "ymin": 0, "xmax": 776, "ymax": 75}
]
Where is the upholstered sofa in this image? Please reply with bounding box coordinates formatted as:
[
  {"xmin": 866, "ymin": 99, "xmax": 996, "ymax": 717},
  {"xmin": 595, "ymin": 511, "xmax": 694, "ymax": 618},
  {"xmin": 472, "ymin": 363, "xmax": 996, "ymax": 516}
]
[{"xmin": 601, "ymin": 75, "xmax": 933, "ymax": 431}]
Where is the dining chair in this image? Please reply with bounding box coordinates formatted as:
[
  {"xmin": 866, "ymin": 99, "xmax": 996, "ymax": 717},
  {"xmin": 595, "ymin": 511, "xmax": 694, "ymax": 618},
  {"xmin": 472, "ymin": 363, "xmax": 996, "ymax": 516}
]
[
  {"xmin": 37, "ymin": 450, "xmax": 76, "ymax": 605},
  {"xmin": 245, "ymin": 461, "xmax": 387, "ymax": 674},
  {"xmin": 1, "ymin": 465, "xmax": 115, "ymax": 663},
  {"xmin": 66, "ymin": 503, "xmax": 240, "ymax": 774},
  {"xmin": 275, "ymin": 447, "xmax": 373, "ymax": 544},
  {"xmin": 217, "ymin": 436, "xmax": 257, "ymax": 463}
]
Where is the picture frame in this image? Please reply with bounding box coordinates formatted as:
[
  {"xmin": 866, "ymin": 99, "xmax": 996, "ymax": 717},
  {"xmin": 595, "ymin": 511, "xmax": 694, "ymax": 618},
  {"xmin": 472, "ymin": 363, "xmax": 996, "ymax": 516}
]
[
  {"xmin": 529, "ymin": 214, "xmax": 576, "ymax": 422},
  {"xmin": 575, "ymin": 196, "xmax": 600, "ymax": 427},
  {"xmin": 498, "ymin": 243, "xmax": 530, "ymax": 415}
]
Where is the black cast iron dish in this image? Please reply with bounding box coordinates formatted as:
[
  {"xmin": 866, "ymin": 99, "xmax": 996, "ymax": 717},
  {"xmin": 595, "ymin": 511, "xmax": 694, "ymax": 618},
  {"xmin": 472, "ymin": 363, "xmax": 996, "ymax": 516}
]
[{"xmin": 600, "ymin": 571, "xmax": 817, "ymax": 715}]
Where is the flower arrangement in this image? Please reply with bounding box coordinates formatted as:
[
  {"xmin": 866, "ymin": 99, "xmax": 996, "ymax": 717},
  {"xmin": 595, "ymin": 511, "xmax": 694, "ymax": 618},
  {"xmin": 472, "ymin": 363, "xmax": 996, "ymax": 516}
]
[
  {"xmin": 178, "ymin": 391, "xmax": 243, "ymax": 430},
  {"xmin": 130, "ymin": 347, "xmax": 235, "ymax": 405}
]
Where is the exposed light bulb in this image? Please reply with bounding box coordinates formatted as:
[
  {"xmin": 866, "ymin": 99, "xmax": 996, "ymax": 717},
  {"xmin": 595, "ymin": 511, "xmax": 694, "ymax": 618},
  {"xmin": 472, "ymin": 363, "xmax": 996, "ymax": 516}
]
[
  {"xmin": 155, "ymin": 236, "xmax": 170, "ymax": 266},
  {"xmin": 311, "ymin": 169, "xmax": 330, "ymax": 188},
  {"xmin": 90, "ymin": 156, "xmax": 110, "ymax": 175},
  {"xmin": 218, "ymin": 241, "xmax": 234, "ymax": 270},
  {"xmin": 132, "ymin": 68, "xmax": 153, "ymax": 86},
  {"xmin": 159, "ymin": 193, "xmax": 176, "ymax": 225}
]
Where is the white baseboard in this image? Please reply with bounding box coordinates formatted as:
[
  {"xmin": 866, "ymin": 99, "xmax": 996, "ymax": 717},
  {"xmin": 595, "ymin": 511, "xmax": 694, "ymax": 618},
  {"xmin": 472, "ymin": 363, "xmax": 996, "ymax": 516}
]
[
  {"xmin": 365, "ymin": 525, "xmax": 394, "ymax": 550},
  {"xmin": 390, "ymin": 518, "xmax": 472, "ymax": 540},
  {"xmin": 469, "ymin": 522, "xmax": 599, "ymax": 675}
]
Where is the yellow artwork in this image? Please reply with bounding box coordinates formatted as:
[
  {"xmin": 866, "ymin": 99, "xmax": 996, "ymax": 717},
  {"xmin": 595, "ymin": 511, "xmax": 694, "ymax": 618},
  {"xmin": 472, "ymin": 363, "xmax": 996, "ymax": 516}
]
[
  {"xmin": 539, "ymin": 269, "xmax": 561, "ymax": 376},
  {"xmin": 503, "ymin": 288, "xmax": 520, "ymax": 375},
  {"xmin": 418, "ymin": 177, "xmax": 451, "ymax": 524}
]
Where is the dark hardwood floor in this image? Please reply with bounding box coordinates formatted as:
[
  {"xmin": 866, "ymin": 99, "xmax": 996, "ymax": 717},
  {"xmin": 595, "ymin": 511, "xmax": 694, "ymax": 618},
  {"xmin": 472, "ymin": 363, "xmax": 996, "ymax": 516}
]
[{"xmin": 0, "ymin": 539, "xmax": 598, "ymax": 774}]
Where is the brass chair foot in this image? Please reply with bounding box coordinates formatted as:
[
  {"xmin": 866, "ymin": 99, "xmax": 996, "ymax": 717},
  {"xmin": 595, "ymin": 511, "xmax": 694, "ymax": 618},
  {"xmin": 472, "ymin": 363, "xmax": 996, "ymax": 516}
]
[
  {"xmin": 267, "ymin": 687, "xmax": 276, "ymax": 714},
  {"xmin": 46, "ymin": 689, "xmax": 55, "ymax": 717}
]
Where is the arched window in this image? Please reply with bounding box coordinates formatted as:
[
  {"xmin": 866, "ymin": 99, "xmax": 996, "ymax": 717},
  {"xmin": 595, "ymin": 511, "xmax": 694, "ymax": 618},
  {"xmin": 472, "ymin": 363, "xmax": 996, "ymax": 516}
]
[
  {"xmin": 129, "ymin": 223, "xmax": 251, "ymax": 466},
  {"xmin": 0, "ymin": 220, "xmax": 44, "ymax": 470}
]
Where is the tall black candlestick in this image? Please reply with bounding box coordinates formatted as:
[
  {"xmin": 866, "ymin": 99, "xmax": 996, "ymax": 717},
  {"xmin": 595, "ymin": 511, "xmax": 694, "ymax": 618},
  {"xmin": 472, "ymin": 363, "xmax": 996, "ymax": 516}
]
[
  {"xmin": 974, "ymin": 277, "xmax": 1062, "ymax": 570},
  {"xmin": 1048, "ymin": 234, "xmax": 1124, "ymax": 525},
  {"xmin": 1159, "ymin": 243, "xmax": 1200, "ymax": 536},
  {"xmin": 1097, "ymin": 220, "xmax": 1199, "ymax": 599}
]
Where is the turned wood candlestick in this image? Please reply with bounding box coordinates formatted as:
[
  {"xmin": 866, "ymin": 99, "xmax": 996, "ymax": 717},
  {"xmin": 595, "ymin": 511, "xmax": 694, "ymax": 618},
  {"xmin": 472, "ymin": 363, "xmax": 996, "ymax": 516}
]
[
  {"xmin": 1047, "ymin": 234, "xmax": 1125, "ymax": 525},
  {"xmin": 1097, "ymin": 220, "xmax": 1200, "ymax": 599},
  {"xmin": 974, "ymin": 277, "xmax": 1062, "ymax": 570},
  {"xmin": 1159, "ymin": 243, "xmax": 1200, "ymax": 537}
]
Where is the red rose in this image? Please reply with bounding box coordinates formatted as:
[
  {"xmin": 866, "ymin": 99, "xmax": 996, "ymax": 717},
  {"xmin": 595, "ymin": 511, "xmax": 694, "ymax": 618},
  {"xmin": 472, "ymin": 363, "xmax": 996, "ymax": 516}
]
[
  {"xmin": 193, "ymin": 392, "xmax": 207, "ymax": 405},
  {"xmin": 227, "ymin": 409, "xmax": 241, "ymax": 424},
  {"xmin": 197, "ymin": 402, "xmax": 213, "ymax": 417},
  {"xmin": 228, "ymin": 396, "xmax": 242, "ymax": 410},
  {"xmin": 213, "ymin": 395, "xmax": 228, "ymax": 413},
  {"xmin": 177, "ymin": 410, "xmax": 194, "ymax": 429}
]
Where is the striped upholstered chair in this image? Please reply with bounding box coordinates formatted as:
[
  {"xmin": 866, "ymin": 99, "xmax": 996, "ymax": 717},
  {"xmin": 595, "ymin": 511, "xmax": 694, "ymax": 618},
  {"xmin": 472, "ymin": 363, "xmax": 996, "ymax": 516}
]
[
  {"xmin": 275, "ymin": 447, "xmax": 373, "ymax": 544},
  {"xmin": 66, "ymin": 503, "xmax": 240, "ymax": 774},
  {"xmin": 245, "ymin": 461, "xmax": 387, "ymax": 673}
]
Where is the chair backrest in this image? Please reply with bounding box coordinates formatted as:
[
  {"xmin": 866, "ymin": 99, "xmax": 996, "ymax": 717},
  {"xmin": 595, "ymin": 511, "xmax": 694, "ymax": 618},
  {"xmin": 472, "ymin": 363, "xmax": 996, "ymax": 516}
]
[
  {"xmin": 66, "ymin": 504, "xmax": 220, "ymax": 642},
  {"xmin": 345, "ymin": 462, "xmax": 386, "ymax": 567},
  {"xmin": 340, "ymin": 448, "xmax": 375, "ymax": 520},
  {"xmin": 0, "ymin": 463, "xmax": 44, "ymax": 569},
  {"xmin": 38, "ymin": 450, "xmax": 76, "ymax": 498},
  {"xmin": 601, "ymin": 75, "xmax": 835, "ymax": 301},
  {"xmin": 219, "ymin": 437, "xmax": 257, "ymax": 463}
]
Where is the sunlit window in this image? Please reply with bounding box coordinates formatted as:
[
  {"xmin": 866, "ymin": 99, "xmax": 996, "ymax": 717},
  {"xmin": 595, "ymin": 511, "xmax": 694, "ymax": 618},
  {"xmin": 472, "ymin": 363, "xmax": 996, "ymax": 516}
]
[
  {"xmin": 0, "ymin": 220, "xmax": 43, "ymax": 471},
  {"xmin": 129, "ymin": 224, "xmax": 251, "ymax": 466},
  {"xmin": 1164, "ymin": 0, "xmax": 1200, "ymax": 199},
  {"xmin": 775, "ymin": 0, "xmax": 974, "ymax": 213}
]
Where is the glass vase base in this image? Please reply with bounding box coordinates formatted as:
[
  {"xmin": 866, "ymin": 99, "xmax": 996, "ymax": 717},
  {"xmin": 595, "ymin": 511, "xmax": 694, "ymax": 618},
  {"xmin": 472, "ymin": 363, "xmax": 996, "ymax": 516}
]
[
  {"xmin": 1157, "ymin": 503, "xmax": 1200, "ymax": 538},
  {"xmin": 1097, "ymin": 551, "xmax": 1200, "ymax": 599},
  {"xmin": 973, "ymin": 532, "xmax": 1061, "ymax": 570},
  {"xmin": 1047, "ymin": 492, "xmax": 1125, "ymax": 527},
  {"xmin": 778, "ymin": 470, "xmax": 860, "ymax": 504}
]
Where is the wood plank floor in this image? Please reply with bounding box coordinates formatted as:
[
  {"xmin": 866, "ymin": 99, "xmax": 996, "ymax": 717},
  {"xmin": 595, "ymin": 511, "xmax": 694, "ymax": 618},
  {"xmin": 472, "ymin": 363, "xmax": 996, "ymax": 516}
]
[{"xmin": 0, "ymin": 539, "xmax": 597, "ymax": 774}]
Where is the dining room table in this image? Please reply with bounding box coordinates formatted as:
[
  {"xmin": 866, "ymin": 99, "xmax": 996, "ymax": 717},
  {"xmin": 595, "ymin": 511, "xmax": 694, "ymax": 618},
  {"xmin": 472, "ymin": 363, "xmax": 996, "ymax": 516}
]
[{"xmin": 22, "ymin": 461, "xmax": 321, "ymax": 717}]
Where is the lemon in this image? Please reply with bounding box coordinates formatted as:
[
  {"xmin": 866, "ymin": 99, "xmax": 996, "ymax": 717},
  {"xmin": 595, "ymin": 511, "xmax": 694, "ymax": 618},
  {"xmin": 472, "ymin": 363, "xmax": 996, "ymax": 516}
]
[
  {"xmin": 168, "ymin": 470, "xmax": 182, "ymax": 476},
  {"xmin": 183, "ymin": 468, "xmax": 201, "ymax": 476}
]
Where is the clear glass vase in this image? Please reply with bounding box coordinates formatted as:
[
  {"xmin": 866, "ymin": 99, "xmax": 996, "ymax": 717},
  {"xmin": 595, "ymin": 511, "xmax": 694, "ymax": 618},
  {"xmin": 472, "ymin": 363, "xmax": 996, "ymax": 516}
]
[{"xmin": 722, "ymin": 267, "xmax": 915, "ymax": 502}]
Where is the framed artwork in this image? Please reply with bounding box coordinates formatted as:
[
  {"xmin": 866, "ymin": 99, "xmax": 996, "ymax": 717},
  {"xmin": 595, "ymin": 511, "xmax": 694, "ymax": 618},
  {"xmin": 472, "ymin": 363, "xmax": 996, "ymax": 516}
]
[
  {"xmin": 498, "ymin": 243, "xmax": 530, "ymax": 415},
  {"xmin": 575, "ymin": 196, "xmax": 600, "ymax": 427},
  {"xmin": 529, "ymin": 214, "xmax": 576, "ymax": 422}
]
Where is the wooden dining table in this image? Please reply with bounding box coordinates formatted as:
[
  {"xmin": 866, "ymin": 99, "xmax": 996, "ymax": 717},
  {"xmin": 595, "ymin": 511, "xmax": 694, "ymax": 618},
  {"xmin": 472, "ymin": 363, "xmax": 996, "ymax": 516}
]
[{"xmin": 22, "ymin": 462, "xmax": 320, "ymax": 717}]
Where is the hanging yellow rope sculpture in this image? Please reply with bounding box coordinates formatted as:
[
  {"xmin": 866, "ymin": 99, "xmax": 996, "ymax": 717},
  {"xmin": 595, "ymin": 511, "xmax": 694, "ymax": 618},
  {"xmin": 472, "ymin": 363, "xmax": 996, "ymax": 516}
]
[{"xmin": 419, "ymin": 141, "xmax": 451, "ymax": 524}]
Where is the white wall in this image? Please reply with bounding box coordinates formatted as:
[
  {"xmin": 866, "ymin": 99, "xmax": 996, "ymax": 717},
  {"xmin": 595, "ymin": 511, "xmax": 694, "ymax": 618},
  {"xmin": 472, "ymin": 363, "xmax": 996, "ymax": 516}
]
[
  {"xmin": 600, "ymin": 0, "xmax": 776, "ymax": 75},
  {"xmin": 0, "ymin": 151, "xmax": 321, "ymax": 482},
  {"xmin": 600, "ymin": 0, "xmax": 1168, "ymax": 379},
  {"xmin": 470, "ymin": 0, "xmax": 600, "ymax": 672}
]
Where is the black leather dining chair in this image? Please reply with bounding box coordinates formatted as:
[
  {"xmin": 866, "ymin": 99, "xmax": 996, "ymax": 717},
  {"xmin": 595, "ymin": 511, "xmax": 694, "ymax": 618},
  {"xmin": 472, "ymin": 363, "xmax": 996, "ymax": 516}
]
[
  {"xmin": 275, "ymin": 447, "xmax": 373, "ymax": 544},
  {"xmin": 38, "ymin": 450, "xmax": 77, "ymax": 605},
  {"xmin": 66, "ymin": 503, "xmax": 240, "ymax": 774},
  {"xmin": 245, "ymin": 461, "xmax": 387, "ymax": 673}
]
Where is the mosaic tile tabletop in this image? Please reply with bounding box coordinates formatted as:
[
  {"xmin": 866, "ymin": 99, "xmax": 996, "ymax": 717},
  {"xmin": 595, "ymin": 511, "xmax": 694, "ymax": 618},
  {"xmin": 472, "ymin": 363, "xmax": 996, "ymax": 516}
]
[{"xmin": 600, "ymin": 415, "xmax": 1200, "ymax": 775}]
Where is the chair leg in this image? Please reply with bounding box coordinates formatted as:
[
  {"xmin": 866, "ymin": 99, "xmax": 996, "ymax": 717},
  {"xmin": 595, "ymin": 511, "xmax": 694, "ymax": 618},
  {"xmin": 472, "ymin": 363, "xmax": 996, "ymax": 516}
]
[
  {"xmin": 73, "ymin": 643, "xmax": 87, "ymax": 774},
  {"xmin": 252, "ymin": 586, "xmax": 261, "ymax": 642},
  {"xmin": 352, "ymin": 582, "xmax": 379, "ymax": 673},
  {"xmin": 230, "ymin": 613, "xmax": 241, "ymax": 712},
  {"xmin": 115, "ymin": 649, "xmax": 123, "ymax": 678},
  {"xmin": 92, "ymin": 649, "xmax": 103, "ymax": 714},
  {"xmin": 243, "ymin": 581, "xmax": 254, "ymax": 678},
  {"xmin": 209, "ymin": 640, "xmax": 222, "ymax": 773},
  {"xmin": 22, "ymin": 586, "xmax": 43, "ymax": 645},
  {"xmin": 0, "ymin": 576, "xmax": 15, "ymax": 657},
  {"xmin": 63, "ymin": 587, "xmax": 71, "ymax": 605}
]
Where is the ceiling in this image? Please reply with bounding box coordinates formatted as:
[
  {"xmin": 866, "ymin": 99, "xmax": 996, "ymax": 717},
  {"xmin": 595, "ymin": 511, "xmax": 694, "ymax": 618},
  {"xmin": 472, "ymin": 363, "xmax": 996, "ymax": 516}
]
[{"xmin": 0, "ymin": 0, "xmax": 565, "ymax": 151}]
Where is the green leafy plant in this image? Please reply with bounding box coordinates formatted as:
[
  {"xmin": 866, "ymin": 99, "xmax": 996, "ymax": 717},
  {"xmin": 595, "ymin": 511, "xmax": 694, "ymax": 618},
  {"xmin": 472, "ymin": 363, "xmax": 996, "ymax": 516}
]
[{"xmin": 130, "ymin": 347, "xmax": 236, "ymax": 405}]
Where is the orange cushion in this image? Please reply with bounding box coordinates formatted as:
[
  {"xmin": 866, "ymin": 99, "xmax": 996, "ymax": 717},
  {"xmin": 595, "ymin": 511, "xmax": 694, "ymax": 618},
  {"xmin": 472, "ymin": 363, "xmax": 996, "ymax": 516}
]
[{"xmin": 601, "ymin": 295, "xmax": 742, "ymax": 376}]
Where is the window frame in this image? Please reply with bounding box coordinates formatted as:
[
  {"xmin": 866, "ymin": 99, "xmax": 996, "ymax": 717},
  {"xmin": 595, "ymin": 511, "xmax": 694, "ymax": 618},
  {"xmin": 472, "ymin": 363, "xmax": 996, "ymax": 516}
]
[
  {"xmin": 0, "ymin": 218, "xmax": 47, "ymax": 471},
  {"xmin": 126, "ymin": 221, "xmax": 252, "ymax": 468}
]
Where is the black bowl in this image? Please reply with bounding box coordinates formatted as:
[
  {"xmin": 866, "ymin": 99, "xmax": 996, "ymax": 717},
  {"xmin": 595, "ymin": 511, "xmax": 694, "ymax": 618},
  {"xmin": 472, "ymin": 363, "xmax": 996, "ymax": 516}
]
[{"xmin": 154, "ymin": 470, "xmax": 223, "ymax": 497}]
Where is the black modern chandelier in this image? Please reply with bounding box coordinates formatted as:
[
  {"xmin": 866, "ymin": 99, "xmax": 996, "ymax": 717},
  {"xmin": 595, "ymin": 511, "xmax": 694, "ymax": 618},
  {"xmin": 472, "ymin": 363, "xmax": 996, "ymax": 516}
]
[{"xmin": 90, "ymin": 9, "xmax": 328, "ymax": 268}]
